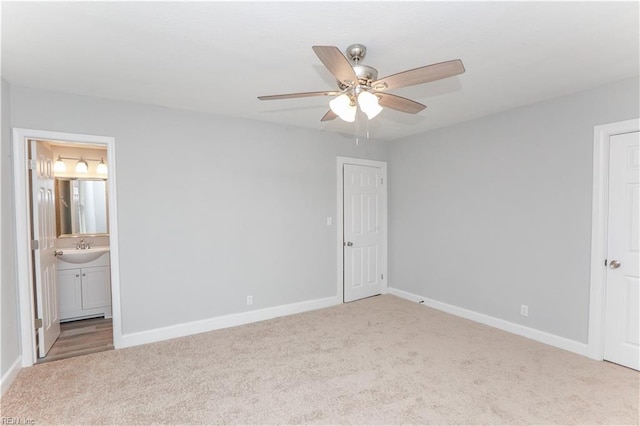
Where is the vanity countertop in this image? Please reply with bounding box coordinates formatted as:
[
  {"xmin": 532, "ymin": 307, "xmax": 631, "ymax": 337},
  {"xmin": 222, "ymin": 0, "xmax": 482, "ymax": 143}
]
[{"xmin": 57, "ymin": 248, "xmax": 110, "ymax": 269}]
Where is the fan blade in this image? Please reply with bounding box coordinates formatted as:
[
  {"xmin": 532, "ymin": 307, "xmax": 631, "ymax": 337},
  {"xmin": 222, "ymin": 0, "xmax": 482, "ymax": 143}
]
[
  {"xmin": 372, "ymin": 59, "xmax": 465, "ymax": 91},
  {"xmin": 258, "ymin": 91, "xmax": 338, "ymax": 101},
  {"xmin": 321, "ymin": 110, "xmax": 337, "ymax": 121},
  {"xmin": 377, "ymin": 93, "xmax": 426, "ymax": 114},
  {"xmin": 312, "ymin": 46, "xmax": 358, "ymax": 87}
]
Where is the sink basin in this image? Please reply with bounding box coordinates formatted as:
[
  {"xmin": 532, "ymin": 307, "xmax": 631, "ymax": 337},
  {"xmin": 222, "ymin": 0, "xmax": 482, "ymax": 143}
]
[{"xmin": 57, "ymin": 246, "xmax": 110, "ymax": 264}]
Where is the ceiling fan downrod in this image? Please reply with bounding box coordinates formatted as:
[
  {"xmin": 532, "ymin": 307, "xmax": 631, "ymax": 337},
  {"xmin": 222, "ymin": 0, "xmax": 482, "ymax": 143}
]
[{"xmin": 338, "ymin": 44, "xmax": 379, "ymax": 90}]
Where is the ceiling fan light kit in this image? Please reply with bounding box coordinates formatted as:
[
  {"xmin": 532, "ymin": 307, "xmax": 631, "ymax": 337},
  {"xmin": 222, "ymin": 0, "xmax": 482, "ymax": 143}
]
[
  {"xmin": 357, "ymin": 90, "xmax": 383, "ymax": 120},
  {"xmin": 329, "ymin": 94, "xmax": 356, "ymax": 122},
  {"xmin": 258, "ymin": 43, "xmax": 465, "ymax": 126}
]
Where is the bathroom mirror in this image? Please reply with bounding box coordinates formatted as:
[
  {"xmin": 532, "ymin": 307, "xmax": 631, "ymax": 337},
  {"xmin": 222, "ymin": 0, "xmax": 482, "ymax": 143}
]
[{"xmin": 55, "ymin": 178, "xmax": 109, "ymax": 237}]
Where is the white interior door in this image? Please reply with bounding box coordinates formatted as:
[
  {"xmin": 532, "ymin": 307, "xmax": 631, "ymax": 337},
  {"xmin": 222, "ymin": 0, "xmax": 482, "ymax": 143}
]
[
  {"xmin": 31, "ymin": 140, "xmax": 60, "ymax": 357},
  {"xmin": 343, "ymin": 164, "xmax": 384, "ymax": 302},
  {"xmin": 603, "ymin": 131, "xmax": 639, "ymax": 370}
]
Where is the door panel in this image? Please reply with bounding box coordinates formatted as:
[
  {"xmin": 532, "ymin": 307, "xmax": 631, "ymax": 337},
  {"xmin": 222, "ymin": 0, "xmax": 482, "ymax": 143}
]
[
  {"xmin": 31, "ymin": 140, "xmax": 60, "ymax": 357},
  {"xmin": 604, "ymin": 131, "xmax": 639, "ymax": 370},
  {"xmin": 343, "ymin": 164, "xmax": 384, "ymax": 302}
]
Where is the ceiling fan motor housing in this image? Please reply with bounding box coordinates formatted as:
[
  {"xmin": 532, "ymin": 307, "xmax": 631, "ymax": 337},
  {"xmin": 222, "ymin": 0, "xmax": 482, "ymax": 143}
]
[{"xmin": 338, "ymin": 64, "xmax": 379, "ymax": 90}]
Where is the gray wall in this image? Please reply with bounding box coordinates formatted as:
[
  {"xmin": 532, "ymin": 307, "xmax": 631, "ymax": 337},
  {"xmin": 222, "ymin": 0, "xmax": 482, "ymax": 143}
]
[
  {"xmin": 6, "ymin": 74, "xmax": 637, "ymax": 362},
  {"xmin": 388, "ymin": 77, "xmax": 639, "ymax": 343},
  {"xmin": 9, "ymin": 85, "xmax": 387, "ymax": 335},
  {"xmin": 1, "ymin": 79, "xmax": 20, "ymax": 377}
]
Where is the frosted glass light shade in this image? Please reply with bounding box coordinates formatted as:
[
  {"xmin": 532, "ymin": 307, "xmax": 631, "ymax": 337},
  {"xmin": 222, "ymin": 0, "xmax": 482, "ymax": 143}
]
[
  {"xmin": 357, "ymin": 91, "xmax": 383, "ymax": 120},
  {"xmin": 53, "ymin": 156, "xmax": 66, "ymax": 173},
  {"xmin": 96, "ymin": 158, "xmax": 108, "ymax": 175},
  {"xmin": 75, "ymin": 158, "xmax": 88, "ymax": 173},
  {"xmin": 329, "ymin": 94, "xmax": 356, "ymax": 122}
]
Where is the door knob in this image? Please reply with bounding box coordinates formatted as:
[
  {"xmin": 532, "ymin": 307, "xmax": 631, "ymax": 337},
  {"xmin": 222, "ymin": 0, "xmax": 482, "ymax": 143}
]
[
  {"xmin": 54, "ymin": 250, "xmax": 63, "ymax": 257},
  {"xmin": 609, "ymin": 260, "xmax": 621, "ymax": 269},
  {"xmin": 345, "ymin": 242, "xmax": 353, "ymax": 247}
]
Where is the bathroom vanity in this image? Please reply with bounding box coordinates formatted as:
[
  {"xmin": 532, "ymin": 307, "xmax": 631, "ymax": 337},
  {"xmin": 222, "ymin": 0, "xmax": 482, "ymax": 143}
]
[
  {"xmin": 54, "ymin": 175, "xmax": 112, "ymax": 322},
  {"xmin": 57, "ymin": 251, "xmax": 112, "ymax": 322}
]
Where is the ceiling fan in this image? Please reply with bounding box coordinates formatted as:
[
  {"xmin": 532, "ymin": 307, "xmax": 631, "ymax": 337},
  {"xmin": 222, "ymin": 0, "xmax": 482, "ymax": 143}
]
[{"xmin": 258, "ymin": 44, "xmax": 465, "ymax": 123}]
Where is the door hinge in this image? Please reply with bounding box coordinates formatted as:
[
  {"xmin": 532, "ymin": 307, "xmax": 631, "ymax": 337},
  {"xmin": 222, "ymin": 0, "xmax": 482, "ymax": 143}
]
[
  {"xmin": 381, "ymin": 177, "xmax": 384, "ymax": 184},
  {"xmin": 381, "ymin": 273, "xmax": 384, "ymax": 280},
  {"xmin": 31, "ymin": 239, "xmax": 39, "ymax": 250},
  {"xmin": 28, "ymin": 159, "xmax": 37, "ymax": 170},
  {"xmin": 35, "ymin": 318, "xmax": 43, "ymax": 329}
]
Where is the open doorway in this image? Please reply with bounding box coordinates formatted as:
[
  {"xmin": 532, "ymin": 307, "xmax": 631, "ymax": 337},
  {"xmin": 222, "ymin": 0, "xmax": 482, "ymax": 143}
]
[{"xmin": 13, "ymin": 129, "xmax": 122, "ymax": 367}]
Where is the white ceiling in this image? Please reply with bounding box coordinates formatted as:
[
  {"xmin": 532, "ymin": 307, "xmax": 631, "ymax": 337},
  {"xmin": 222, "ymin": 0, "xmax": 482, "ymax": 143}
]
[{"xmin": 2, "ymin": 2, "xmax": 638, "ymax": 141}]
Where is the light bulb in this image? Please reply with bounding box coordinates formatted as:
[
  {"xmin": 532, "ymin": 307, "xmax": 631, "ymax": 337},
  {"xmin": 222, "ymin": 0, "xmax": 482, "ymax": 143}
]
[
  {"xmin": 329, "ymin": 94, "xmax": 356, "ymax": 122},
  {"xmin": 96, "ymin": 158, "xmax": 108, "ymax": 175},
  {"xmin": 53, "ymin": 156, "xmax": 66, "ymax": 173},
  {"xmin": 357, "ymin": 91, "xmax": 383, "ymax": 120},
  {"xmin": 75, "ymin": 158, "xmax": 88, "ymax": 173}
]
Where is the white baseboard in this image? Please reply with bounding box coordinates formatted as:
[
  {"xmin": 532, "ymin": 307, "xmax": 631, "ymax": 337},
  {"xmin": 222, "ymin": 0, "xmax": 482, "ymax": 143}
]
[
  {"xmin": 1, "ymin": 356, "xmax": 21, "ymax": 397},
  {"xmin": 119, "ymin": 295, "xmax": 342, "ymax": 349},
  {"xmin": 388, "ymin": 287, "xmax": 589, "ymax": 357}
]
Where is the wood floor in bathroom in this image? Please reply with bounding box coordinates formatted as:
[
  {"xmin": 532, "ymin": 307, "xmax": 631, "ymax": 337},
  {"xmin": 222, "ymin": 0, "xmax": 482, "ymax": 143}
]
[{"xmin": 38, "ymin": 317, "xmax": 113, "ymax": 363}]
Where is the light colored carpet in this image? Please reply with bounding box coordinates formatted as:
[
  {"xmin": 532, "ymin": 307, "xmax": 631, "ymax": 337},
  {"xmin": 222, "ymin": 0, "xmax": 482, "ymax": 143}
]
[{"xmin": 1, "ymin": 295, "xmax": 638, "ymax": 425}]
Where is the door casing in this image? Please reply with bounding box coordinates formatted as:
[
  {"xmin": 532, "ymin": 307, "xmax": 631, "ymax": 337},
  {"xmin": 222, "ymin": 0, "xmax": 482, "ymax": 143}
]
[
  {"xmin": 588, "ymin": 118, "xmax": 640, "ymax": 360},
  {"xmin": 336, "ymin": 157, "xmax": 388, "ymax": 302},
  {"xmin": 12, "ymin": 128, "xmax": 123, "ymax": 367}
]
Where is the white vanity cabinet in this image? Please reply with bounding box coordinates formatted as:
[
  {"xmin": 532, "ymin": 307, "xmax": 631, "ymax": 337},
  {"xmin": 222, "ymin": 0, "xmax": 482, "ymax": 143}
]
[{"xmin": 57, "ymin": 252, "xmax": 112, "ymax": 321}]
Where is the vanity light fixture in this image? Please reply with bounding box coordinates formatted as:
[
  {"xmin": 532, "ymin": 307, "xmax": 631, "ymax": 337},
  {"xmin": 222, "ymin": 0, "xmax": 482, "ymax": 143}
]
[
  {"xmin": 96, "ymin": 158, "xmax": 108, "ymax": 175},
  {"xmin": 53, "ymin": 156, "xmax": 66, "ymax": 172},
  {"xmin": 53, "ymin": 155, "xmax": 107, "ymax": 174},
  {"xmin": 75, "ymin": 157, "xmax": 89, "ymax": 173}
]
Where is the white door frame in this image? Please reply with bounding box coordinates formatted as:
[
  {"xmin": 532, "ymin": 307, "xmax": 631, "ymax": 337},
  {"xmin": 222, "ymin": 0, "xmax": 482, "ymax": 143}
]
[
  {"xmin": 13, "ymin": 128, "xmax": 123, "ymax": 367},
  {"xmin": 588, "ymin": 118, "xmax": 640, "ymax": 360},
  {"xmin": 336, "ymin": 157, "xmax": 388, "ymax": 301}
]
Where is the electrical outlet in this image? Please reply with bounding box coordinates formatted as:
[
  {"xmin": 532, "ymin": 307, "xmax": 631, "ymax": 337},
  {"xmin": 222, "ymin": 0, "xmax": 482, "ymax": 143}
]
[
  {"xmin": 520, "ymin": 305, "xmax": 529, "ymax": 317},
  {"xmin": 247, "ymin": 296, "xmax": 253, "ymax": 306},
  {"xmin": 326, "ymin": 217, "xmax": 332, "ymax": 226}
]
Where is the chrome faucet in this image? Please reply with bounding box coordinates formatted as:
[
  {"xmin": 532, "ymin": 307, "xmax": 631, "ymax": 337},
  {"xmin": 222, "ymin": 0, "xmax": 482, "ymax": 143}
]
[{"xmin": 76, "ymin": 238, "xmax": 91, "ymax": 250}]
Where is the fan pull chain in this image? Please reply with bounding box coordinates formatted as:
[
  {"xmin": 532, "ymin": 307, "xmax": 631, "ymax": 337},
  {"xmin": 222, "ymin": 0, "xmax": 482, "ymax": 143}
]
[
  {"xmin": 366, "ymin": 114, "xmax": 370, "ymax": 140},
  {"xmin": 355, "ymin": 107, "xmax": 360, "ymax": 146},
  {"xmin": 353, "ymin": 108, "xmax": 373, "ymax": 146}
]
